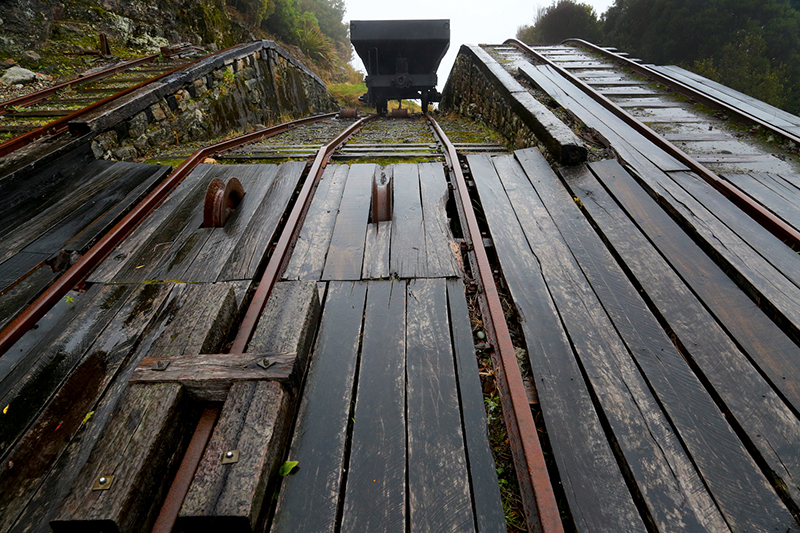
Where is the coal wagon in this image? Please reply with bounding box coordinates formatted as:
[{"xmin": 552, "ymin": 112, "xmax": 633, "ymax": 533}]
[{"xmin": 350, "ymin": 19, "xmax": 450, "ymax": 114}]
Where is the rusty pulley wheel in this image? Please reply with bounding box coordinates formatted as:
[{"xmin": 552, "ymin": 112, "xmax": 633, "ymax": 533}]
[
  {"xmin": 204, "ymin": 177, "xmax": 245, "ymax": 228},
  {"xmin": 338, "ymin": 108, "xmax": 359, "ymax": 119},
  {"xmin": 389, "ymin": 108, "xmax": 409, "ymax": 118},
  {"xmin": 372, "ymin": 170, "xmax": 393, "ymax": 223}
]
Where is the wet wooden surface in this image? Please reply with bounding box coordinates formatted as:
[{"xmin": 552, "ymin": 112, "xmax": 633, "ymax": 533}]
[
  {"xmin": 301, "ymin": 163, "xmax": 459, "ymax": 282},
  {"xmin": 470, "ymin": 147, "xmax": 800, "ymax": 531},
  {"xmin": 272, "ymin": 279, "xmax": 504, "ymax": 533}
]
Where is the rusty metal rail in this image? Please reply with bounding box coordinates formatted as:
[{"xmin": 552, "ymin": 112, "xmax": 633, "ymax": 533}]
[
  {"xmin": 151, "ymin": 114, "xmax": 374, "ymax": 532},
  {"xmin": 562, "ymin": 38, "xmax": 800, "ymax": 148},
  {"xmin": 427, "ymin": 114, "xmax": 564, "ymax": 533},
  {"xmin": 0, "ymin": 56, "xmax": 196, "ymax": 158},
  {"xmin": 0, "ymin": 53, "xmax": 160, "ymax": 115},
  {"xmin": 230, "ymin": 114, "xmax": 376, "ymax": 353},
  {"xmin": 0, "ymin": 113, "xmax": 337, "ymax": 357},
  {"xmin": 507, "ymin": 38, "xmax": 800, "ymax": 250}
]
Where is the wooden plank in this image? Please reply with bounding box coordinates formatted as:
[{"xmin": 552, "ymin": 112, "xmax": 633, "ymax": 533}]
[
  {"xmin": 0, "ymin": 251, "xmax": 49, "ymax": 291},
  {"xmin": 159, "ymin": 164, "xmax": 277, "ymax": 283},
  {"xmin": 271, "ymin": 281, "xmax": 367, "ymax": 531},
  {"xmin": 525, "ymin": 151, "xmax": 794, "ymax": 531},
  {"xmin": 106, "ymin": 165, "xmax": 216, "ymax": 283},
  {"xmin": 283, "ymin": 165, "xmax": 348, "ymax": 280},
  {"xmin": 688, "ymin": 153, "xmax": 774, "ymax": 163},
  {"xmin": 62, "ymin": 165, "xmax": 169, "ymax": 253},
  {"xmin": 722, "ymin": 173, "xmax": 800, "ymax": 230},
  {"xmin": 341, "ymin": 280, "xmax": 406, "ymax": 531},
  {"xmin": 0, "ymin": 266, "xmax": 57, "ymax": 333},
  {"xmin": 391, "ymin": 164, "xmax": 426, "ymax": 278},
  {"xmin": 406, "ymin": 278, "xmax": 474, "ymax": 532},
  {"xmin": 0, "ymin": 151, "xmax": 102, "ymax": 253},
  {"xmin": 22, "ymin": 164, "xmax": 169, "ymax": 255},
  {"xmin": 0, "ymin": 283, "xmax": 169, "ymax": 532},
  {"xmin": 218, "ymin": 162, "xmax": 306, "ymax": 282},
  {"xmin": 130, "ymin": 352, "xmax": 299, "ymax": 401},
  {"xmin": 497, "ymin": 152, "xmax": 722, "ymax": 531},
  {"xmin": 0, "ymin": 284, "xmax": 132, "ymax": 457},
  {"xmin": 623, "ymin": 155, "xmax": 800, "ymax": 344},
  {"xmin": 362, "ymin": 221, "xmax": 391, "ymax": 279},
  {"xmin": 446, "ymin": 279, "xmax": 507, "ymax": 532},
  {"xmin": 0, "ymin": 159, "xmax": 117, "ymax": 261},
  {"xmin": 581, "ymin": 158, "xmax": 800, "ymax": 509},
  {"xmin": 179, "ymin": 381, "xmax": 289, "ymax": 532},
  {"xmin": 467, "ymin": 153, "xmax": 645, "ymax": 532},
  {"xmin": 753, "ymin": 173, "xmax": 800, "ymax": 206},
  {"xmin": 653, "ymin": 65, "xmax": 800, "ymax": 132},
  {"xmin": 50, "ymin": 383, "xmax": 199, "ymax": 533},
  {"xmin": 518, "ymin": 63, "xmax": 687, "ymax": 173},
  {"xmin": 592, "ymin": 168, "xmax": 800, "ymax": 412},
  {"xmin": 321, "ymin": 165, "xmax": 374, "ymax": 281},
  {"xmin": 2, "ymin": 282, "xmax": 239, "ymax": 533},
  {"xmin": 88, "ymin": 165, "xmax": 214, "ymax": 284},
  {"xmin": 669, "ymin": 171, "xmax": 800, "ymax": 310},
  {"xmin": 419, "ymin": 162, "xmax": 459, "ymax": 278}
]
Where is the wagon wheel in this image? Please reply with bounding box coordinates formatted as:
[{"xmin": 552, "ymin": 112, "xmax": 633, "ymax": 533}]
[
  {"xmin": 377, "ymin": 99, "xmax": 388, "ymax": 116},
  {"xmin": 421, "ymin": 92, "xmax": 430, "ymax": 114}
]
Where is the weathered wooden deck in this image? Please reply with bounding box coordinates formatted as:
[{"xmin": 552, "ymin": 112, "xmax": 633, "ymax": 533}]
[
  {"xmin": 1, "ymin": 160, "xmax": 507, "ymax": 532},
  {"xmin": 470, "ymin": 147, "xmax": 800, "ymax": 531}
]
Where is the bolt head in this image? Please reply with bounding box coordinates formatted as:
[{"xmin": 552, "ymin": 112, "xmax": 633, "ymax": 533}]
[
  {"xmin": 226, "ymin": 451, "xmax": 234, "ymax": 458},
  {"xmin": 98, "ymin": 477, "xmax": 108, "ymax": 485}
]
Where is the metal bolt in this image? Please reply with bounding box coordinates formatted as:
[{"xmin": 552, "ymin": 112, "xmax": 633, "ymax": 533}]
[
  {"xmin": 226, "ymin": 451, "xmax": 234, "ymax": 458},
  {"xmin": 98, "ymin": 477, "xmax": 108, "ymax": 485}
]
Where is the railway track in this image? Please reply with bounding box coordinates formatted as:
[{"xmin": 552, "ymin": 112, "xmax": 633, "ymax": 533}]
[
  {"xmin": 0, "ymin": 47, "xmax": 200, "ymax": 156},
  {"xmin": 4, "ymin": 33, "xmax": 800, "ymax": 533},
  {"xmin": 0, "ymin": 110, "xmax": 530, "ymax": 532},
  {"xmin": 489, "ymin": 39, "xmax": 800, "ymax": 248}
]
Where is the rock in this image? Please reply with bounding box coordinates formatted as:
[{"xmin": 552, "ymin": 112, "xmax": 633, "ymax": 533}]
[
  {"xmin": 208, "ymin": 42, "xmax": 218, "ymax": 53},
  {"xmin": 1, "ymin": 66, "xmax": 38, "ymax": 85},
  {"xmin": 0, "ymin": 59, "xmax": 16, "ymax": 70},
  {"xmin": 20, "ymin": 50, "xmax": 41, "ymax": 65},
  {"xmin": 113, "ymin": 145, "xmax": 137, "ymax": 161}
]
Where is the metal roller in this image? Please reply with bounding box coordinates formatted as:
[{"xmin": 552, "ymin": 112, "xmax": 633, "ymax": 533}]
[
  {"xmin": 203, "ymin": 177, "xmax": 245, "ymax": 228},
  {"xmin": 372, "ymin": 169, "xmax": 393, "ymax": 222}
]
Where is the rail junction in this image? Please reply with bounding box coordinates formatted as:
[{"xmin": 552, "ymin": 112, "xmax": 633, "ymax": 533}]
[{"xmin": 1, "ymin": 28, "xmax": 800, "ymax": 533}]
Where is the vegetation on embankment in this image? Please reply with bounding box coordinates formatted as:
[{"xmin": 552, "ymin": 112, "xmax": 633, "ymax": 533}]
[
  {"xmin": 517, "ymin": 0, "xmax": 800, "ymax": 115},
  {"xmin": 327, "ymin": 82, "xmax": 422, "ymax": 113},
  {"xmin": 0, "ymin": 0, "xmax": 359, "ymax": 85}
]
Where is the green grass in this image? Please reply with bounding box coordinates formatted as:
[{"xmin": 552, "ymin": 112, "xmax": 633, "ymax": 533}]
[{"xmin": 327, "ymin": 82, "xmax": 422, "ymax": 112}]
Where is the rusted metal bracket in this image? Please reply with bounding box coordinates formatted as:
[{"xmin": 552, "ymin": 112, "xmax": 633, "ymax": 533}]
[
  {"xmin": 427, "ymin": 114, "xmax": 564, "ymax": 533},
  {"xmin": 203, "ymin": 177, "xmax": 245, "ymax": 228},
  {"xmin": 372, "ymin": 169, "xmax": 393, "ymax": 223}
]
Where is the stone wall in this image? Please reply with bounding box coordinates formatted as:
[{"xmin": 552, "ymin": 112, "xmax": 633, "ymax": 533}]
[
  {"xmin": 72, "ymin": 40, "xmax": 338, "ymax": 161},
  {"xmin": 441, "ymin": 44, "xmax": 586, "ymax": 165}
]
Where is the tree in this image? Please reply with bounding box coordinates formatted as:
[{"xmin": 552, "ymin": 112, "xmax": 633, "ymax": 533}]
[{"xmin": 517, "ymin": 0, "xmax": 601, "ymax": 45}]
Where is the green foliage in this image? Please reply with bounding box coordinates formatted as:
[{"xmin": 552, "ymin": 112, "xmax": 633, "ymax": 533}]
[
  {"xmin": 263, "ymin": 0, "xmax": 302, "ymax": 43},
  {"xmin": 229, "ymin": 0, "xmax": 275, "ymax": 28},
  {"xmin": 279, "ymin": 460, "xmax": 299, "ymax": 476},
  {"xmin": 517, "ymin": 0, "xmax": 601, "ymax": 45},
  {"xmin": 693, "ymin": 31, "xmax": 787, "ymax": 108},
  {"xmin": 298, "ymin": 0, "xmax": 347, "ymax": 45},
  {"xmin": 600, "ymin": 0, "xmax": 800, "ymax": 113}
]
